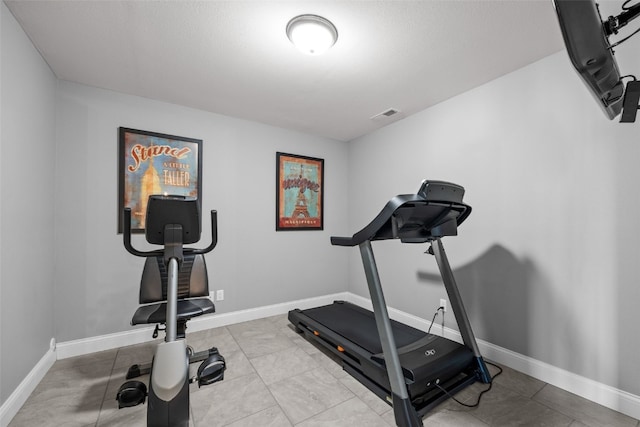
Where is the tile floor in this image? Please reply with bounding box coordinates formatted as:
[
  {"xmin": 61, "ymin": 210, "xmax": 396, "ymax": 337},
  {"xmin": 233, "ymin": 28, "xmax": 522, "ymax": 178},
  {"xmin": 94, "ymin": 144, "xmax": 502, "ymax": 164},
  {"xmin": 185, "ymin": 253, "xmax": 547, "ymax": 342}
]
[{"xmin": 8, "ymin": 314, "xmax": 640, "ymax": 427}]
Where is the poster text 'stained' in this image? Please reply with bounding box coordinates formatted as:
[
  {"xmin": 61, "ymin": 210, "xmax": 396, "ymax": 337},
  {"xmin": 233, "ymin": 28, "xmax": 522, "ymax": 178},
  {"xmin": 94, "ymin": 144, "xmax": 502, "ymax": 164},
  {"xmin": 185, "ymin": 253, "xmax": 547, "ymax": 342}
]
[{"xmin": 128, "ymin": 144, "xmax": 192, "ymax": 187}]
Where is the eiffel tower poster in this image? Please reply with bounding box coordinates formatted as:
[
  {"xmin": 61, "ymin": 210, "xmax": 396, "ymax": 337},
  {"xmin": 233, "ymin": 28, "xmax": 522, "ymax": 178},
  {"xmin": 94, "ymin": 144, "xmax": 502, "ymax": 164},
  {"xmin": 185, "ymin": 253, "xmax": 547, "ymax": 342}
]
[{"xmin": 276, "ymin": 152, "xmax": 324, "ymax": 231}]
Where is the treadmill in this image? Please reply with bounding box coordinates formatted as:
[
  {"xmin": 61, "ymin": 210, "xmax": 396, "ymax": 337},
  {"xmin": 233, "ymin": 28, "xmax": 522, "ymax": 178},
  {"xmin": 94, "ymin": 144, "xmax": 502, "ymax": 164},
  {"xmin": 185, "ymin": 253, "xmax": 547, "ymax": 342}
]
[{"xmin": 288, "ymin": 180, "xmax": 491, "ymax": 427}]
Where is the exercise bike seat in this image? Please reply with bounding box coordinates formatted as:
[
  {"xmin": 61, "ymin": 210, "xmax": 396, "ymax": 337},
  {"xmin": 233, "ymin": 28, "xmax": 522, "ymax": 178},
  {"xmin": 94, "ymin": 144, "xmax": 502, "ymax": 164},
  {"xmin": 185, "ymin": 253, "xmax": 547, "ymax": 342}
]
[
  {"xmin": 132, "ymin": 299, "xmax": 214, "ymax": 325},
  {"xmin": 131, "ymin": 254, "xmax": 215, "ymax": 326}
]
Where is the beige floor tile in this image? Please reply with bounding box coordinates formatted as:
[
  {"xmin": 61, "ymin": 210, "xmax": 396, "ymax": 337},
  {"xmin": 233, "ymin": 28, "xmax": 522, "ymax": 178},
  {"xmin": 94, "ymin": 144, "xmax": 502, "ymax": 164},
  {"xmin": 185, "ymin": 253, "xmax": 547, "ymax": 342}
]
[
  {"xmin": 489, "ymin": 363, "xmax": 545, "ymax": 398},
  {"xmin": 423, "ymin": 408, "xmax": 490, "ymax": 426},
  {"xmin": 9, "ymin": 386, "xmax": 103, "ymax": 427},
  {"xmin": 268, "ymin": 368, "xmax": 355, "ymax": 424},
  {"xmin": 191, "ymin": 372, "xmax": 276, "ymax": 426},
  {"xmin": 187, "ymin": 325, "xmax": 240, "ymax": 354},
  {"xmin": 295, "ymin": 397, "xmax": 389, "ymax": 427},
  {"xmin": 225, "ymin": 405, "xmax": 293, "ymax": 427},
  {"xmin": 339, "ymin": 374, "xmax": 391, "ymax": 415},
  {"xmin": 534, "ymin": 384, "xmax": 639, "ymax": 427},
  {"xmin": 250, "ymin": 345, "xmax": 319, "ymax": 385}
]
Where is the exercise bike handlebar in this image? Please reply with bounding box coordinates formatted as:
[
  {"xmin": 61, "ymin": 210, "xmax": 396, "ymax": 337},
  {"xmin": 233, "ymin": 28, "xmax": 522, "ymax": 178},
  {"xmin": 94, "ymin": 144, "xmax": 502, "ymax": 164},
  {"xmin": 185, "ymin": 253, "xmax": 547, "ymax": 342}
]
[{"xmin": 123, "ymin": 208, "xmax": 218, "ymax": 258}]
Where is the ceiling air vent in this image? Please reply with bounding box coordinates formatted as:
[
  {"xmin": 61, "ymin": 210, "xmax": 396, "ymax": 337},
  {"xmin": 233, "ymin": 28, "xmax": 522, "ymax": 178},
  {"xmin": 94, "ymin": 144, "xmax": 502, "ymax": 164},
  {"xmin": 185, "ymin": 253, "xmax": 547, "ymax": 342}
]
[{"xmin": 370, "ymin": 108, "xmax": 403, "ymax": 122}]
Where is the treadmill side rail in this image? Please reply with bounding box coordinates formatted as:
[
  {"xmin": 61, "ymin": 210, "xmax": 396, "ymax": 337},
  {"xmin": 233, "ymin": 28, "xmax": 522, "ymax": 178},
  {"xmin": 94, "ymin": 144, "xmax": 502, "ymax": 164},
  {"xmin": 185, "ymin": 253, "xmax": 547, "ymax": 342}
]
[
  {"xmin": 359, "ymin": 241, "xmax": 419, "ymax": 425},
  {"xmin": 430, "ymin": 238, "xmax": 491, "ymax": 384},
  {"xmin": 392, "ymin": 394, "xmax": 423, "ymax": 427}
]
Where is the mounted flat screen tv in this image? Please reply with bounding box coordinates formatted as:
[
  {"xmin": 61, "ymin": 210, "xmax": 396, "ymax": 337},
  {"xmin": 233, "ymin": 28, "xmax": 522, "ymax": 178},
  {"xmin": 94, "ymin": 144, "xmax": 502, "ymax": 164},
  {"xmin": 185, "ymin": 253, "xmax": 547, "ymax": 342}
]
[{"xmin": 553, "ymin": 0, "xmax": 625, "ymax": 119}]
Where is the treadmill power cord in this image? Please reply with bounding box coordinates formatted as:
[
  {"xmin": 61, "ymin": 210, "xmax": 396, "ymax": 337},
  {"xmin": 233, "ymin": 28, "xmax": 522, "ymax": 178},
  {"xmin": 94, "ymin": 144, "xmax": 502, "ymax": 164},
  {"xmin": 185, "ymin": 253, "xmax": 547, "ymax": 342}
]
[
  {"xmin": 434, "ymin": 361, "xmax": 504, "ymax": 408},
  {"xmin": 425, "ymin": 305, "xmax": 503, "ymax": 408},
  {"xmin": 427, "ymin": 306, "xmax": 445, "ymax": 335}
]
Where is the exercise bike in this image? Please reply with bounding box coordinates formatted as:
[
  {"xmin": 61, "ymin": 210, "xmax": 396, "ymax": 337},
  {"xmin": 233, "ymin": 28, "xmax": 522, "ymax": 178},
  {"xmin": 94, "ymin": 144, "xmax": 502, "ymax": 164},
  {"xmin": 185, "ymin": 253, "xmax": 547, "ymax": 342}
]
[{"xmin": 116, "ymin": 195, "xmax": 226, "ymax": 427}]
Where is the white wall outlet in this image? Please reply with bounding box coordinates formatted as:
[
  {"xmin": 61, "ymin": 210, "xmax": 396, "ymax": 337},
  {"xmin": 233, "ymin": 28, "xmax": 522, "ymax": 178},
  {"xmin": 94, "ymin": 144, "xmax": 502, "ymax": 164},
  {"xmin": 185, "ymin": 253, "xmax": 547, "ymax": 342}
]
[
  {"xmin": 216, "ymin": 289, "xmax": 224, "ymax": 301},
  {"xmin": 210, "ymin": 291, "xmax": 216, "ymax": 301},
  {"xmin": 440, "ymin": 298, "xmax": 447, "ymax": 312}
]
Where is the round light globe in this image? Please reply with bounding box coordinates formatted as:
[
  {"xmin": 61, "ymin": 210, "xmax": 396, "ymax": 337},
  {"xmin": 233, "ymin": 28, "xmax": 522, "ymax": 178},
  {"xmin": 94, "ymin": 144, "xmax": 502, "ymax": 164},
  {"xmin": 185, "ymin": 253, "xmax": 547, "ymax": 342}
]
[{"xmin": 286, "ymin": 15, "xmax": 338, "ymax": 55}]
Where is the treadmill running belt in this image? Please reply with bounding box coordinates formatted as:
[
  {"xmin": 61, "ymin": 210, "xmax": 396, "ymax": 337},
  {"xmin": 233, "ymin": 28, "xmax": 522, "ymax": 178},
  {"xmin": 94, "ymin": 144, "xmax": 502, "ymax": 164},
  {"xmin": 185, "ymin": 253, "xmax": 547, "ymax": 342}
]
[{"xmin": 302, "ymin": 302, "xmax": 426, "ymax": 354}]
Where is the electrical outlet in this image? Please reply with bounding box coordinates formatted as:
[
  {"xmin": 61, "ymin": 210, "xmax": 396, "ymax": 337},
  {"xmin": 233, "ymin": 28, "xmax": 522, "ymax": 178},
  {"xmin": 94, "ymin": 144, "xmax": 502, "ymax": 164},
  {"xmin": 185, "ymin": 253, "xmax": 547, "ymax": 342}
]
[
  {"xmin": 210, "ymin": 291, "xmax": 216, "ymax": 301},
  {"xmin": 216, "ymin": 289, "xmax": 224, "ymax": 301},
  {"xmin": 440, "ymin": 298, "xmax": 447, "ymax": 312}
]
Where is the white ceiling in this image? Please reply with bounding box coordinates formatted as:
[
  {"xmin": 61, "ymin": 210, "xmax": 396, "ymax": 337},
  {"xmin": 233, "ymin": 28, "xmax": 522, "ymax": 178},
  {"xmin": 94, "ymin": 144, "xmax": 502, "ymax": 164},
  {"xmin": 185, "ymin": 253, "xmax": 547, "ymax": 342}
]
[{"xmin": 5, "ymin": 0, "xmax": 565, "ymax": 141}]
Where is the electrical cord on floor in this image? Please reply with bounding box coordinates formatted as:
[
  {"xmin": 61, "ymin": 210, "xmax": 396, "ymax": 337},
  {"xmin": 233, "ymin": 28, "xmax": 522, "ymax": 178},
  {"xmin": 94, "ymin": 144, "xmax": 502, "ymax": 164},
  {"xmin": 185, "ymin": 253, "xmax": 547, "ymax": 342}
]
[
  {"xmin": 434, "ymin": 361, "xmax": 504, "ymax": 408},
  {"xmin": 425, "ymin": 305, "xmax": 502, "ymax": 408}
]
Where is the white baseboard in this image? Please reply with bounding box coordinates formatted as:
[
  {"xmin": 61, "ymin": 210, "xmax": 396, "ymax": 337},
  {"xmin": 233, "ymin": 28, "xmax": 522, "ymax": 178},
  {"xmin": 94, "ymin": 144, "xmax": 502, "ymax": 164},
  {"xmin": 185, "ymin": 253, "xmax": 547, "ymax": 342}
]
[
  {"xmin": 4, "ymin": 291, "xmax": 639, "ymax": 425},
  {"xmin": 476, "ymin": 339, "xmax": 640, "ymax": 421},
  {"xmin": 56, "ymin": 292, "xmax": 349, "ymax": 359},
  {"xmin": 55, "ymin": 325, "xmax": 157, "ymax": 360},
  {"xmin": 345, "ymin": 292, "xmax": 640, "ymax": 421},
  {"xmin": 186, "ymin": 291, "xmax": 349, "ymax": 334},
  {"xmin": 0, "ymin": 348, "xmax": 55, "ymax": 427}
]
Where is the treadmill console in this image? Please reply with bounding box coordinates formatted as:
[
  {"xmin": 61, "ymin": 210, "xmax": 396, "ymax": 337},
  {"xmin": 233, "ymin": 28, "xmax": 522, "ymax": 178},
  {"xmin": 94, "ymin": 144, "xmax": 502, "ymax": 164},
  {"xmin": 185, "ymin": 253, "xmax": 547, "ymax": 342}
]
[
  {"xmin": 331, "ymin": 180, "xmax": 471, "ymax": 246},
  {"xmin": 417, "ymin": 180, "xmax": 465, "ymax": 204}
]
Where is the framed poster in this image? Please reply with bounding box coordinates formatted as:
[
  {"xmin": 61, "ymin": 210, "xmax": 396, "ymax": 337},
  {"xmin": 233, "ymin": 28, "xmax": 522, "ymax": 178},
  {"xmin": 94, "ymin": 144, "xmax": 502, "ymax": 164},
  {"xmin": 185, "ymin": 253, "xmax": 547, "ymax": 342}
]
[
  {"xmin": 118, "ymin": 127, "xmax": 202, "ymax": 233},
  {"xmin": 276, "ymin": 152, "xmax": 324, "ymax": 231}
]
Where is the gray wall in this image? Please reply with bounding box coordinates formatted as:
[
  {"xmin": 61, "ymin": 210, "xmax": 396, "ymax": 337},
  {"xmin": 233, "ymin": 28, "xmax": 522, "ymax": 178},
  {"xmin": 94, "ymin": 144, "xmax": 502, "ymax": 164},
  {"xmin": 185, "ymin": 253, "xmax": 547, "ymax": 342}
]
[
  {"xmin": 347, "ymin": 51, "xmax": 640, "ymax": 397},
  {"xmin": 54, "ymin": 81, "xmax": 349, "ymax": 342},
  {"xmin": 0, "ymin": 2, "xmax": 56, "ymax": 405}
]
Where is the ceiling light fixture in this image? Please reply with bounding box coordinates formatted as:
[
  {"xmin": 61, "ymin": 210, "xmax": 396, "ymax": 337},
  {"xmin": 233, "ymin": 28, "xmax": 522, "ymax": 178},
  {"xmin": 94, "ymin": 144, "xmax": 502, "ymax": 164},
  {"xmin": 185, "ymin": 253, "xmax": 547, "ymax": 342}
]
[{"xmin": 286, "ymin": 14, "xmax": 338, "ymax": 55}]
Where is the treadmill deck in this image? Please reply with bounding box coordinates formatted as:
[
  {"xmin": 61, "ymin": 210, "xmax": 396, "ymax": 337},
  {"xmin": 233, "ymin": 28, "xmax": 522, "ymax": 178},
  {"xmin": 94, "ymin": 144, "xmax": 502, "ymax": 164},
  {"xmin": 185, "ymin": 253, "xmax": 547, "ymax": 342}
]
[{"xmin": 289, "ymin": 301, "xmax": 475, "ymax": 387}]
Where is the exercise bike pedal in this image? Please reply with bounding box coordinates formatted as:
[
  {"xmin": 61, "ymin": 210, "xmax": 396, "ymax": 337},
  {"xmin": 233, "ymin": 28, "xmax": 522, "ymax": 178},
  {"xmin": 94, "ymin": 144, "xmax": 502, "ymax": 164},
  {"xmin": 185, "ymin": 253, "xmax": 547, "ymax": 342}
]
[
  {"xmin": 116, "ymin": 380, "xmax": 147, "ymax": 408},
  {"xmin": 196, "ymin": 351, "xmax": 226, "ymax": 387}
]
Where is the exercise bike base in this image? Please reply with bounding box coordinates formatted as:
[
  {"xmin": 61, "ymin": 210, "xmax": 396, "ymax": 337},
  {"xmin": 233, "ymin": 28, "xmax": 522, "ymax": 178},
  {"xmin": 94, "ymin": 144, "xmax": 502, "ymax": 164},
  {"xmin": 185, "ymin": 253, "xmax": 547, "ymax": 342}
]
[
  {"xmin": 148, "ymin": 375, "xmax": 190, "ymax": 427},
  {"xmin": 126, "ymin": 346, "xmax": 221, "ymax": 380}
]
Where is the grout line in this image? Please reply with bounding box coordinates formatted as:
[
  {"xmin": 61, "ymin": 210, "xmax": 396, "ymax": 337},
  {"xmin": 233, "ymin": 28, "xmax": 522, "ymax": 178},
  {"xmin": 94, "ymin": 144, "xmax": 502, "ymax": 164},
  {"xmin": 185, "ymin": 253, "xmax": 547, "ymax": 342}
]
[
  {"xmin": 530, "ymin": 382, "xmax": 548, "ymax": 401},
  {"xmin": 95, "ymin": 349, "xmax": 120, "ymax": 426},
  {"xmin": 247, "ymin": 340, "xmax": 295, "ymax": 427}
]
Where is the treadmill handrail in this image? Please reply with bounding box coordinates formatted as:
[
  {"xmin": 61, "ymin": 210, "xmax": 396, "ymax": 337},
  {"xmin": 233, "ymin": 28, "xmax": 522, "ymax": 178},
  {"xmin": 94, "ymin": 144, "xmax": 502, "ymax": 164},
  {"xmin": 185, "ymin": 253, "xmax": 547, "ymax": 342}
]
[{"xmin": 331, "ymin": 185, "xmax": 471, "ymax": 247}]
